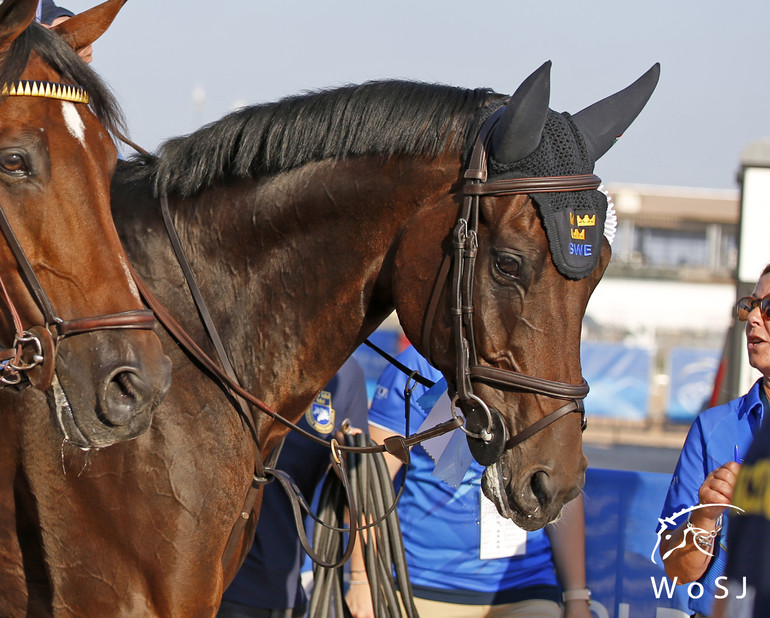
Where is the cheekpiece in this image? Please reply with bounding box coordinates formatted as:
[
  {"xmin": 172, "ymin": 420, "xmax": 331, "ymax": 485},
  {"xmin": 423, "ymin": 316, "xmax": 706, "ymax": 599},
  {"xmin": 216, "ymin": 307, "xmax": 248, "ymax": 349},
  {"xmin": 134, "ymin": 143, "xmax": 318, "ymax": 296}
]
[{"xmin": 0, "ymin": 80, "xmax": 89, "ymax": 104}]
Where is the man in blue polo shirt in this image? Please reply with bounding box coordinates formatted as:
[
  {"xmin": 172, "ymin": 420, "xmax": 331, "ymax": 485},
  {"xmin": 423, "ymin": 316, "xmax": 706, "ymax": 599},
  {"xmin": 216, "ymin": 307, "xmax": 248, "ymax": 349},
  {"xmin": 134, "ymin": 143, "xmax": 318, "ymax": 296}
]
[
  {"xmin": 347, "ymin": 345, "xmax": 591, "ymax": 618},
  {"xmin": 658, "ymin": 264, "xmax": 770, "ymax": 617}
]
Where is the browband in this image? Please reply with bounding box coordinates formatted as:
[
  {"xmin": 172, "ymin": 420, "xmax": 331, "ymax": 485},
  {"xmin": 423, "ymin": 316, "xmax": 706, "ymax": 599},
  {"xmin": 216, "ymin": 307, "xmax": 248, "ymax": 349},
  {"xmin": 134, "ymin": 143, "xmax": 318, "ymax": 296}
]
[
  {"xmin": 464, "ymin": 173, "xmax": 602, "ymax": 197},
  {"xmin": 1, "ymin": 80, "xmax": 89, "ymax": 104}
]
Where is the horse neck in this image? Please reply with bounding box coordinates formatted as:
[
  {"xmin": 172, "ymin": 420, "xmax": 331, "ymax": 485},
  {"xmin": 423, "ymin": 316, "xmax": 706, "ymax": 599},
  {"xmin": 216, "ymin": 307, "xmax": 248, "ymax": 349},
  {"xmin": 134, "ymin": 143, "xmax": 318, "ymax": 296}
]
[{"xmin": 170, "ymin": 154, "xmax": 459, "ymax": 420}]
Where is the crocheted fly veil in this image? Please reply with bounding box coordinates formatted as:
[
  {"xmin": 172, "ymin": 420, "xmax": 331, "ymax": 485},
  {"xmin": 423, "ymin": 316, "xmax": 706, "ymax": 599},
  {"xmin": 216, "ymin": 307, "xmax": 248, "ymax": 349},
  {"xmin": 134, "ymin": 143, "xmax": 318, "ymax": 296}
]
[
  {"xmin": 489, "ymin": 110, "xmax": 606, "ymax": 280},
  {"xmin": 486, "ymin": 61, "xmax": 660, "ymax": 280}
]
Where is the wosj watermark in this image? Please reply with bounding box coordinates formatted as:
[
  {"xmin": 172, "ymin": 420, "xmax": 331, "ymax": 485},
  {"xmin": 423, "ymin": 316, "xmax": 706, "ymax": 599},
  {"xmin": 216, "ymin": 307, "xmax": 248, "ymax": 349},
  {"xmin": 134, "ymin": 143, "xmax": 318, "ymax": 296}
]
[{"xmin": 650, "ymin": 503, "xmax": 749, "ymax": 603}]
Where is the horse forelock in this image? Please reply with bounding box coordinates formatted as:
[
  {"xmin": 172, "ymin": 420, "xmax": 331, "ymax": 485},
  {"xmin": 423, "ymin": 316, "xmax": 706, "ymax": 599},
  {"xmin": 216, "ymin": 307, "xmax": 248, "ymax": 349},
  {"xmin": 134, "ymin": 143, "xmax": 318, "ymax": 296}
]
[
  {"xmin": 0, "ymin": 23, "xmax": 126, "ymax": 139},
  {"xmin": 145, "ymin": 81, "xmax": 500, "ymax": 199}
]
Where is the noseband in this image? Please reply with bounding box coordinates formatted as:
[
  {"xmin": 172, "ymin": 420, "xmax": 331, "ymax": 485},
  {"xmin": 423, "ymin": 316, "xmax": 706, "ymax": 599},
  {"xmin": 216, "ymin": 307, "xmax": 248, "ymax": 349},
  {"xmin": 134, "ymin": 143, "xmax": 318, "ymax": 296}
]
[
  {"xmin": 0, "ymin": 80, "xmax": 157, "ymax": 390},
  {"xmin": 423, "ymin": 107, "xmax": 599, "ymax": 465}
]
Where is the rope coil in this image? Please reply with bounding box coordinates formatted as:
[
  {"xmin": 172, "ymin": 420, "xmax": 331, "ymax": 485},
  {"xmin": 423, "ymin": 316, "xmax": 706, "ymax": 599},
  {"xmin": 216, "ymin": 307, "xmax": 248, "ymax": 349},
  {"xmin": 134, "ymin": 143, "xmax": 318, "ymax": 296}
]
[{"xmin": 309, "ymin": 433, "xmax": 418, "ymax": 617}]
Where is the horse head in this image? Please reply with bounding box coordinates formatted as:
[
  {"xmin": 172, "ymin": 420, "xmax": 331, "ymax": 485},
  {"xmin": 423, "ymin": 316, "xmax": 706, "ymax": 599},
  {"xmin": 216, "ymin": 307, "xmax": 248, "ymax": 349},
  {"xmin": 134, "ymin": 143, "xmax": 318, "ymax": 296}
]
[
  {"xmin": 0, "ymin": 0, "xmax": 170, "ymax": 448},
  {"xmin": 395, "ymin": 62, "xmax": 659, "ymax": 529}
]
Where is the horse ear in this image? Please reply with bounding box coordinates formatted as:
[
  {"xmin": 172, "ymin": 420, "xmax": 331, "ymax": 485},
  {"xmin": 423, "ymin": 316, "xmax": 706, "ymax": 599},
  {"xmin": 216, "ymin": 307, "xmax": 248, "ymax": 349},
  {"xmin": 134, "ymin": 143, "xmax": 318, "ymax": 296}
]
[
  {"xmin": 490, "ymin": 61, "xmax": 551, "ymax": 164},
  {"xmin": 0, "ymin": 0, "xmax": 37, "ymax": 53},
  {"xmin": 571, "ymin": 63, "xmax": 661, "ymax": 161},
  {"xmin": 52, "ymin": 0, "xmax": 128, "ymax": 52}
]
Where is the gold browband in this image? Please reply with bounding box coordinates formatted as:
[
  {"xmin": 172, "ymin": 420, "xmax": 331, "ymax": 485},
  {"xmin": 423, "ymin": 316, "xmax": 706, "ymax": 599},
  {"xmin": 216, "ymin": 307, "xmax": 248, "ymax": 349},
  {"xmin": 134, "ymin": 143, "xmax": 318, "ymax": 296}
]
[{"xmin": 0, "ymin": 80, "xmax": 89, "ymax": 104}]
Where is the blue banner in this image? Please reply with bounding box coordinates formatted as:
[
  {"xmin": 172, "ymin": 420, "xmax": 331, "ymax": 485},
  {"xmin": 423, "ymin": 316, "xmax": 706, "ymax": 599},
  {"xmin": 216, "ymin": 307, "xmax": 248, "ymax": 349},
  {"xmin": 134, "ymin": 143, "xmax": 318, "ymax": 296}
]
[
  {"xmin": 581, "ymin": 343, "xmax": 652, "ymax": 421},
  {"xmin": 665, "ymin": 347, "xmax": 720, "ymax": 424}
]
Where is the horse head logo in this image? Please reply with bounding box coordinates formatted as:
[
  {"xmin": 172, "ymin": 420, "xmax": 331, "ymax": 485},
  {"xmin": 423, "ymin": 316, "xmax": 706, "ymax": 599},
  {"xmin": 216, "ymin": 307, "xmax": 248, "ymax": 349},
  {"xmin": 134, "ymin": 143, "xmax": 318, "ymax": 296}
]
[{"xmin": 651, "ymin": 503, "xmax": 745, "ymax": 564}]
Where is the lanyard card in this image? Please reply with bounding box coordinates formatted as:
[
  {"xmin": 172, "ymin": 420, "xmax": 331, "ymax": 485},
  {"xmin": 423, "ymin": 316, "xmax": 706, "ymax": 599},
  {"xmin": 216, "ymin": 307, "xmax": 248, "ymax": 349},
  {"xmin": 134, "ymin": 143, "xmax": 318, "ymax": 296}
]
[{"xmin": 479, "ymin": 492, "xmax": 527, "ymax": 560}]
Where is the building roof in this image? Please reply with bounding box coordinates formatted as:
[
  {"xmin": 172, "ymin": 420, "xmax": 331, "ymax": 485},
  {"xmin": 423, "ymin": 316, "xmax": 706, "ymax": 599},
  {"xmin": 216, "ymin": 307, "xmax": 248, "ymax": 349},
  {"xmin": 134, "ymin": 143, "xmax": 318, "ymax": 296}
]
[{"xmin": 606, "ymin": 183, "xmax": 739, "ymax": 226}]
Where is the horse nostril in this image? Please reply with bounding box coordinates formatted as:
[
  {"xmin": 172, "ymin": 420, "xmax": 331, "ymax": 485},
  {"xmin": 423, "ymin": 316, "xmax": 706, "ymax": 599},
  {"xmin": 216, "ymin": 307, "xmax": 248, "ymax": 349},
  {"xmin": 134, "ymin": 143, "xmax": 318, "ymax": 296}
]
[
  {"xmin": 530, "ymin": 470, "xmax": 553, "ymax": 511},
  {"xmin": 99, "ymin": 369, "xmax": 151, "ymax": 426}
]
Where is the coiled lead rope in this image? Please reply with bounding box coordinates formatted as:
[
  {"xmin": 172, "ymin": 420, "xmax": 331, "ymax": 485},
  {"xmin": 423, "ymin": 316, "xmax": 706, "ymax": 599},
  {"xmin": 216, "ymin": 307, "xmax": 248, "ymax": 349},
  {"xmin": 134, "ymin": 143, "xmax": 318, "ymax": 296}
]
[{"xmin": 309, "ymin": 432, "xmax": 418, "ymax": 617}]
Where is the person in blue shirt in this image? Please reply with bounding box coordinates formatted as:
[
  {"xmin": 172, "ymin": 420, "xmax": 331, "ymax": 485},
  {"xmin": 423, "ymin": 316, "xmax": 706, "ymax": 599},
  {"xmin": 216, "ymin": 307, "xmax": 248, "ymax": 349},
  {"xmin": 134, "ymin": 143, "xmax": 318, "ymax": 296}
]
[
  {"xmin": 349, "ymin": 345, "xmax": 591, "ymax": 618},
  {"xmin": 658, "ymin": 264, "xmax": 770, "ymax": 617},
  {"xmin": 219, "ymin": 357, "xmax": 369, "ymax": 618}
]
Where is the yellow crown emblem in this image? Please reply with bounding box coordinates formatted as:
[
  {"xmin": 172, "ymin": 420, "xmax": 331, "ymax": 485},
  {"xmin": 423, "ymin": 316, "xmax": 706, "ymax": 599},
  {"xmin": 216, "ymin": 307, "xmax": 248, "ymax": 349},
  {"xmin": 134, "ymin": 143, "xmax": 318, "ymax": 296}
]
[
  {"xmin": 1, "ymin": 80, "xmax": 89, "ymax": 104},
  {"xmin": 571, "ymin": 229, "xmax": 586, "ymax": 240},
  {"xmin": 577, "ymin": 214, "xmax": 596, "ymax": 227}
]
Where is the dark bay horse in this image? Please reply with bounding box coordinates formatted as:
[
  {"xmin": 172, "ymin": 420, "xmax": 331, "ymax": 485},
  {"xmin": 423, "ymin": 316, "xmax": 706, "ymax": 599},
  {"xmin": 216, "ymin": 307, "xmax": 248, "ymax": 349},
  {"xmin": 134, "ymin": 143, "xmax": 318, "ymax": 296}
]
[
  {"xmin": 0, "ymin": 0, "xmax": 171, "ymax": 449},
  {"xmin": 3, "ymin": 62, "xmax": 658, "ymax": 614}
]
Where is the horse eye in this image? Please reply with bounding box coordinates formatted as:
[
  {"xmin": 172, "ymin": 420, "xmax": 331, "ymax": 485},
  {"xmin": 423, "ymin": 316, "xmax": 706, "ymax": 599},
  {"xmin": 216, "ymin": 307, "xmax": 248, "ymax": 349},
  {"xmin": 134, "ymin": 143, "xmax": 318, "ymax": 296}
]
[
  {"xmin": 495, "ymin": 253, "xmax": 521, "ymax": 279},
  {"xmin": 0, "ymin": 153, "xmax": 28, "ymax": 175}
]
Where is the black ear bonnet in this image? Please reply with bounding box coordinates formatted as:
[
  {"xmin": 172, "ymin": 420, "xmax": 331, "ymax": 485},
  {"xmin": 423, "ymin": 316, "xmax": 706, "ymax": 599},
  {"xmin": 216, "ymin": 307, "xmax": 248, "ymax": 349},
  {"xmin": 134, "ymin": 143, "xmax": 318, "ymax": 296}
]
[{"xmin": 488, "ymin": 109, "xmax": 607, "ymax": 280}]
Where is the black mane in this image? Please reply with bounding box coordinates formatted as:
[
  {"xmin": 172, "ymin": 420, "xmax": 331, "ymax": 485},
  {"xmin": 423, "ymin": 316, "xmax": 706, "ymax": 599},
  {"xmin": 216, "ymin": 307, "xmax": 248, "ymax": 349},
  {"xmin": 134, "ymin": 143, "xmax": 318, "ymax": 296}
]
[
  {"xmin": 0, "ymin": 23, "xmax": 125, "ymax": 138},
  {"xmin": 133, "ymin": 81, "xmax": 501, "ymax": 198}
]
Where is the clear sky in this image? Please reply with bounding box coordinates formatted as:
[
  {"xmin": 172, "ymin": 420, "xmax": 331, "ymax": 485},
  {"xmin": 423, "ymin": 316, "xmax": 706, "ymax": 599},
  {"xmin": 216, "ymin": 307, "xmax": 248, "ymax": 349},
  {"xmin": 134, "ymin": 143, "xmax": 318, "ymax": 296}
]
[{"xmin": 64, "ymin": 0, "xmax": 770, "ymax": 190}]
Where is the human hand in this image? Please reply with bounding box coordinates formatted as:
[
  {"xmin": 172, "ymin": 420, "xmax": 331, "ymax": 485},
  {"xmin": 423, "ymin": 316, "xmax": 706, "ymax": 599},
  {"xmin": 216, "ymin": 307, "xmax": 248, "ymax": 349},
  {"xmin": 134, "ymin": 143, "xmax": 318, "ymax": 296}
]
[
  {"xmin": 695, "ymin": 461, "xmax": 742, "ymax": 523},
  {"xmin": 48, "ymin": 16, "xmax": 94, "ymax": 63},
  {"xmin": 345, "ymin": 580, "xmax": 374, "ymax": 618}
]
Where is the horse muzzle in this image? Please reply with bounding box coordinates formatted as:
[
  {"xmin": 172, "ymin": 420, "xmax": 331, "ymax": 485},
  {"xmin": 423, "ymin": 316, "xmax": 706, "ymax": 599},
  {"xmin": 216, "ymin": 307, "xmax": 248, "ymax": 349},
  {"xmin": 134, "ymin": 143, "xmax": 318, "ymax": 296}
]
[
  {"xmin": 49, "ymin": 328, "xmax": 172, "ymax": 448},
  {"xmin": 483, "ymin": 455, "xmax": 586, "ymax": 531}
]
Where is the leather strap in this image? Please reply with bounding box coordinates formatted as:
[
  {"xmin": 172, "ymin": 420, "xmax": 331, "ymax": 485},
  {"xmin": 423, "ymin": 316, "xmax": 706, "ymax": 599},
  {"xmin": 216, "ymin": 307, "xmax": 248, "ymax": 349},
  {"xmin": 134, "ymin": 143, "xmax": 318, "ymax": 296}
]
[
  {"xmin": 464, "ymin": 173, "xmax": 601, "ymax": 196},
  {"xmin": 54, "ymin": 309, "xmax": 157, "ymax": 338},
  {"xmin": 159, "ymin": 195, "xmax": 259, "ymax": 444},
  {"xmin": 0, "ymin": 196, "xmax": 58, "ymax": 324},
  {"xmin": 157, "ymin": 195, "xmax": 267, "ymax": 573},
  {"xmin": 505, "ymin": 400, "xmax": 584, "ymax": 450},
  {"xmin": 470, "ymin": 366, "xmax": 589, "ymax": 400},
  {"xmin": 363, "ymin": 339, "xmax": 435, "ymax": 389},
  {"xmin": 268, "ymin": 455, "xmax": 360, "ymax": 569}
]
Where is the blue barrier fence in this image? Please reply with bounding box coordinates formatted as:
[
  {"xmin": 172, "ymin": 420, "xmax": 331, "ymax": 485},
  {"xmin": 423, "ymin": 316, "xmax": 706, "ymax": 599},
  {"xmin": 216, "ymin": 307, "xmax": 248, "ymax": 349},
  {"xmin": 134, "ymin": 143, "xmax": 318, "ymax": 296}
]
[{"xmin": 585, "ymin": 468, "xmax": 689, "ymax": 617}]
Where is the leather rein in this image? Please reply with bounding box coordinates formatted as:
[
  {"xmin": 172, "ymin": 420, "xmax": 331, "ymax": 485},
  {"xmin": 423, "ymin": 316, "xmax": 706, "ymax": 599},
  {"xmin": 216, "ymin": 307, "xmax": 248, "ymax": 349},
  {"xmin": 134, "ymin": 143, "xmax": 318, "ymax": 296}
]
[
  {"xmin": 0, "ymin": 80, "xmax": 157, "ymax": 390},
  {"xmin": 421, "ymin": 106, "xmax": 598, "ymax": 465}
]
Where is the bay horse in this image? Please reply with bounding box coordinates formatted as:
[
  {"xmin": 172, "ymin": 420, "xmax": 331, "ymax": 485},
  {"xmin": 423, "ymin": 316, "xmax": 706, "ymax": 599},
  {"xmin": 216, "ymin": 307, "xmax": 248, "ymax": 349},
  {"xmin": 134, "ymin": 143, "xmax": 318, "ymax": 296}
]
[
  {"xmin": 2, "ymin": 62, "xmax": 658, "ymax": 615},
  {"xmin": 0, "ymin": 0, "xmax": 171, "ymax": 449},
  {"xmin": 0, "ymin": 0, "xmax": 174, "ymax": 614}
]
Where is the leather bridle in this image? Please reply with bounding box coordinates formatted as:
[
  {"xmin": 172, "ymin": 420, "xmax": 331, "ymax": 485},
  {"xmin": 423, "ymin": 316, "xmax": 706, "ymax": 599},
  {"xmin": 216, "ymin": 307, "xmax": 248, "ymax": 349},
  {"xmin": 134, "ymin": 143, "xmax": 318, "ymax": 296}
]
[
  {"xmin": 0, "ymin": 80, "xmax": 157, "ymax": 390},
  {"xmin": 421, "ymin": 106, "xmax": 600, "ymax": 465}
]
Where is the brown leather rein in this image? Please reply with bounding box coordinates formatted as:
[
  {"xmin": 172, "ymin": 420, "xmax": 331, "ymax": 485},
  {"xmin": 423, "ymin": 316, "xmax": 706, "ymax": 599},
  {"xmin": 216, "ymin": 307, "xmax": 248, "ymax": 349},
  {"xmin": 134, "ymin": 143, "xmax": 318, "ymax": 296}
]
[
  {"xmin": 0, "ymin": 82, "xmax": 157, "ymax": 390},
  {"xmin": 421, "ymin": 106, "xmax": 599, "ymax": 465}
]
